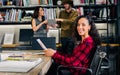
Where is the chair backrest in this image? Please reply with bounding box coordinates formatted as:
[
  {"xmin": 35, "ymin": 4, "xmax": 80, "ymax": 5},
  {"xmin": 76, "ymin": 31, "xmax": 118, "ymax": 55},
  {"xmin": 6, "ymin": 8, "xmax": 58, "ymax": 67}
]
[{"xmin": 90, "ymin": 46, "xmax": 106, "ymax": 75}]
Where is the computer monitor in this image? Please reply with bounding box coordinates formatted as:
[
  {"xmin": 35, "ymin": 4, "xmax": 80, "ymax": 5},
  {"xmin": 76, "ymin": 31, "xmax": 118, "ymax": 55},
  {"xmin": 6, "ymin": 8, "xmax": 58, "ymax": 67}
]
[
  {"xmin": 19, "ymin": 29, "xmax": 33, "ymax": 44},
  {"xmin": 31, "ymin": 37, "xmax": 56, "ymax": 50},
  {"xmin": 47, "ymin": 28, "xmax": 60, "ymax": 43}
]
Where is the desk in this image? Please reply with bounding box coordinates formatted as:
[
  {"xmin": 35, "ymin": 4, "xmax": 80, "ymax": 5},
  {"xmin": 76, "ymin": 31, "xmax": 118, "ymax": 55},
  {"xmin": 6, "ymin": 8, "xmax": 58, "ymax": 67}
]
[
  {"xmin": 101, "ymin": 43, "xmax": 120, "ymax": 47},
  {"xmin": 0, "ymin": 50, "xmax": 52, "ymax": 75}
]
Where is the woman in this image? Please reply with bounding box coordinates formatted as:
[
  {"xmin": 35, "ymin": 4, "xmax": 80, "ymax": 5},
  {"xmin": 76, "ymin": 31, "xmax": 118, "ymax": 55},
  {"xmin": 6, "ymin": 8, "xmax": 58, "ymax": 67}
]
[
  {"xmin": 31, "ymin": 6, "xmax": 48, "ymax": 37},
  {"xmin": 0, "ymin": 13, "xmax": 4, "ymax": 21},
  {"xmin": 44, "ymin": 15, "xmax": 101, "ymax": 75}
]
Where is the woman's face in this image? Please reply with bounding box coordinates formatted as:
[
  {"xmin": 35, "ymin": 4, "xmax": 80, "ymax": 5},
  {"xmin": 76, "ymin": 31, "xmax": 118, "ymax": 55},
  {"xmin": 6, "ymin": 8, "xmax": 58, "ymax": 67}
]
[
  {"xmin": 39, "ymin": 7, "xmax": 44, "ymax": 16},
  {"xmin": 77, "ymin": 18, "xmax": 91, "ymax": 37}
]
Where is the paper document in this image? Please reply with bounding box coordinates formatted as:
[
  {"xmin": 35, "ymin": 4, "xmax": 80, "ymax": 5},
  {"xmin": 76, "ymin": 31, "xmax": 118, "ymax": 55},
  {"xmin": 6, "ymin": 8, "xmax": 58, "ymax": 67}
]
[
  {"xmin": 0, "ymin": 58, "xmax": 42, "ymax": 72},
  {"xmin": 36, "ymin": 39, "xmax": 47, "ymax": 50},
  {"xmin": 48, "ymin": 19, "xmax": 56, "ymax": 25}
]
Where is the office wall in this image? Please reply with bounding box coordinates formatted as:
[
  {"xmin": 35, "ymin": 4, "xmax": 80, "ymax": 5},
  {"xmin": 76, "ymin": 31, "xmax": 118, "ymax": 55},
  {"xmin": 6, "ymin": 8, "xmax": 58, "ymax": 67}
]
[{"xmin": 0, "ymin": 24, "xmax": 32, "ymax": 43}]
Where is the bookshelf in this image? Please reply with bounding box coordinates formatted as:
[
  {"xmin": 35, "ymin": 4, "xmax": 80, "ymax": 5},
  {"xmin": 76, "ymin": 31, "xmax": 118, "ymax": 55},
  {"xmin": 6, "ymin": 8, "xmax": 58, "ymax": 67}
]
[
  {"xmin": 0, "ymin": 0, "xmax": 118, "ymax": 42},
  {"xmin": 0, "ymin": 0, "xmax": 117, "ymax": 25},
  {"xmin": 117, "ymin": 0, "xmax": 120, "ymax": 42},
  {"xmin": 0, "ymin": 6, "xmax": 64, "ymax": 24},
  {"xmin": 116, "ymin": 0, "xmax": 120, "ymax": 75}
]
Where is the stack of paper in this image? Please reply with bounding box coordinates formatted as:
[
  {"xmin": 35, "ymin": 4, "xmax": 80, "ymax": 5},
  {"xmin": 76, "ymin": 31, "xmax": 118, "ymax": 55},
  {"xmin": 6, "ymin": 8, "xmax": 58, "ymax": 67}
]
[{"xmin": 0, "ymin": 58, "xmax": 42, "ymax": 72}]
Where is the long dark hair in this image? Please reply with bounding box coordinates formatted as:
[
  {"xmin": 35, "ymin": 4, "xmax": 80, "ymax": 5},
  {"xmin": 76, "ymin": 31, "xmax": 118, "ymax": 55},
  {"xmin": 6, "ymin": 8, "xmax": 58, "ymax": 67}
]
[
  {"xmin": 32, "ymin": 6, "xmax": 45, "ymax": 22},
  {"xmin": 73, "ymin": 15, "xmax": 101, "ymax": 46}
]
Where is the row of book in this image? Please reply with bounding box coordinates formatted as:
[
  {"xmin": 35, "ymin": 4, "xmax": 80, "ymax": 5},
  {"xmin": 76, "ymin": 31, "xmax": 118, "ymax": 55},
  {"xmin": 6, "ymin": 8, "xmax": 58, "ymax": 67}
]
[
  {"xmin": 0, "ymin": 0, "xmax": 54, "ymax": 6},
  {"xmin": 0, "ymin": 0, "xmax": 23, "ymax": 6},
  {"xmin": 4, "ymin": 9, "xmax": 22, "ymax": 22},
  {"xmin": 0, "ymin": 7, "xmax": 116, "ymax": 22},
  {"xmin": 78, "ymin": 7, "xmax": 117, "ymax": 19},
  {"xmin": 73, "ymin": 0, "xmax": 117, "ymax": 5},
  {"xmin": 23, "ymin": 0, "xmax": 54, "ymax": 6},
  {"xmin": 1, "ymin": 8, "xmax": 62, "ymax": 22},
  {"xmin": 41, "ymin": 7, "xmax": 116, "ymax": 20},
  {"xmin": 0, "ymin": 0, "xmax": 117, "ymax": 7}
]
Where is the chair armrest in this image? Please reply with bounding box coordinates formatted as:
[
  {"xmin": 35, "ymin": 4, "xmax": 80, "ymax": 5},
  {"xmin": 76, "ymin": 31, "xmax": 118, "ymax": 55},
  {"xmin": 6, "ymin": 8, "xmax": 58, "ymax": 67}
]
[
  {"xmin": 57, "ymin": 65, "xmax": 92, "ymax": 75},
  {"xmin": 101, "ymin": 57, "xmax": 110, "ymax": 68},
  {"xmin": 99, "ymin": 51, "xmax": 110, "ymax": 68}
]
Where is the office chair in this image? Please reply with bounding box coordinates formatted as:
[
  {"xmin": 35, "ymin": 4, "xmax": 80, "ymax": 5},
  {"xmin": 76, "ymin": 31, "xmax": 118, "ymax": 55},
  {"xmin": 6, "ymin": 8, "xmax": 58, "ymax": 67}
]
[{"xmin": 57, "ymin": 46, "xmax": 109, "ymax": 75}]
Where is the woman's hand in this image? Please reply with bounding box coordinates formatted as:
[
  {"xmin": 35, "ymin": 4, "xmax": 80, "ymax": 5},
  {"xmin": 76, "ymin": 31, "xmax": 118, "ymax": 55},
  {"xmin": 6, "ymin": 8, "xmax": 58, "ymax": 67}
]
[
  {"xmin": 44, "ymin": 48, "xmax": 56, "ymax": 57},
  {"xmin": 42, "ymin": 20, "xmax": 48, "ymax": 25}
]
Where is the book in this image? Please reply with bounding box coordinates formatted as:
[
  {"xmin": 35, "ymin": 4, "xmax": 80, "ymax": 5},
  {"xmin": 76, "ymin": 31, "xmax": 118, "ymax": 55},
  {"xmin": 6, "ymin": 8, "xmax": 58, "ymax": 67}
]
[
  {"xmin": 23, "ymin": 0, "xmax": 30, "ymax": 6},
  {"xmin": 29, "ymin": 0, "xmax": 39, "ymax": 6},
  {"xmin": 76, "ymin": 7, "xmax": 84, "ymax": 16},
  {"xmin": 0, "ymin": 33, "xmax": 3, "ymax": 45},
  {"xmin": 3, "ymin": 32, "xmax": 14, "ymax": 45},
  {"xmin": 73, "ymin": 0, "xmax": 80, "ymax": 5}
]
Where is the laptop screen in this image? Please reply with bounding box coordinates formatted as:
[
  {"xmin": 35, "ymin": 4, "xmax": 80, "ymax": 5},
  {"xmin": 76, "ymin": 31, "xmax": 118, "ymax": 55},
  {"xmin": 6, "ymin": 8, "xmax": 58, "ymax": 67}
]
[{"xmin": 19, "ymin": 29, "xmax": 33, "ymax": 42}]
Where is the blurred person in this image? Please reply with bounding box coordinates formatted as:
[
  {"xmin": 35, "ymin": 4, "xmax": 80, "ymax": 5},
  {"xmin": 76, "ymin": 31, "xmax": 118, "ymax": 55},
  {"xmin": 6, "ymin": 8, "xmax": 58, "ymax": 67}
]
[
  {"xmin": 0, "ymin": 13, "xmax": 4, "ymax": 21},
  {"xmin": 56, "ymin": 0, "xmax": 78, "ymax": 54},
  {"xmin": 31, "ymin": 6, "xmax": 48, "ymax": 37}
]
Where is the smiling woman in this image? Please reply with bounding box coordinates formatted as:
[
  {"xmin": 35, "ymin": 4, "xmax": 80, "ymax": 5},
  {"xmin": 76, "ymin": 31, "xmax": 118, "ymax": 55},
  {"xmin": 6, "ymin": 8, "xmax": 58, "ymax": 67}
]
[
  {"xmin": 77, "ymin": 18, "xmax": 91, "ymax": 42},
  {"xmin": 45, "ymin": 15, "xmax": 101, "ymax": 75},
  {"xmin": 73, "ymin": 15, "xmax": 101, "ymax": 46}
]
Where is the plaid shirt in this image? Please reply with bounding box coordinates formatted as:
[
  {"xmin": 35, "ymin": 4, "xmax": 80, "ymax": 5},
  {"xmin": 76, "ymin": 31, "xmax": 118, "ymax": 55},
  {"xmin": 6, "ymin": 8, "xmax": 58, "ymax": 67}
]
[{"xmin": 52, "ymin": 36, "xmax": 95, "ymax": 75}]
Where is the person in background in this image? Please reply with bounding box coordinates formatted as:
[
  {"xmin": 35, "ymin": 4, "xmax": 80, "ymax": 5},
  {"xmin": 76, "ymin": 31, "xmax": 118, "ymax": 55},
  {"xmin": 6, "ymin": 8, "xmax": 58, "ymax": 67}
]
[
  {"xmin": 45, "ymin": 15, "xmax": 101, "ymax": 75},
  {"xmin": 0, "ymin": 13, "xmax": 4, "ymax": 21},
  {"xmin": 56, "ymin": 0, "xmax": 78, "ymax": 54},
  {"xmin": 31, "ymin": 6, "xmax": 48, "ymax": 37}
]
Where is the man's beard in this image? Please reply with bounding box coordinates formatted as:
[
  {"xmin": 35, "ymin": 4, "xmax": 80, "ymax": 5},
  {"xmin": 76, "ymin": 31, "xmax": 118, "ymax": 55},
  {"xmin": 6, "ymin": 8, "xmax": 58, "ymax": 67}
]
[{"xmin": 65, "ymin": 6, "xmax": 71, "ymax": 10}]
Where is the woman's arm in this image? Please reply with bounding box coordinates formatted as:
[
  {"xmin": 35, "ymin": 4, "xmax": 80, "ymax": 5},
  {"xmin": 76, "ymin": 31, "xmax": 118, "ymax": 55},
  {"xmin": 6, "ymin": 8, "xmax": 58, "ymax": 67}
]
[
  {"xmin": 50, "ymin": 42, "xmax": 94, "ymax": 67},
  {"xmin": 56, "ymin": 11, "xmax": 78, "ymax": 24},
  {"xmin": 31, "ymin": 18, "xmax": 47, "ymax": 31}
]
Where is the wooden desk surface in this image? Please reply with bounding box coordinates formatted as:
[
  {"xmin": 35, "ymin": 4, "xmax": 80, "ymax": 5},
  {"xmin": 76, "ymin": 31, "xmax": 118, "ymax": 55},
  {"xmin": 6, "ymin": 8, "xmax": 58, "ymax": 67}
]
[
  {"xmin": 101, "ymin": 43, "xmax": 120, "ymax": 47},
  {"xmin": 0, "ymin": 50, "xmax": 52, "ymax": 75}
]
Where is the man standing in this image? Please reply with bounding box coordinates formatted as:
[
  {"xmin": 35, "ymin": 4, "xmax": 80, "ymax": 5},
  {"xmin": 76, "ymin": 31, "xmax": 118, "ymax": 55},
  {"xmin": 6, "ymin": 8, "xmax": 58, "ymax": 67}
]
[
  {"xmin": 46, "ymin": 1, "xmax": 78, "ymax": 75},
  {"xmin": 56, "ymin": 0, "xmax": 78, "ymax": 54}
]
